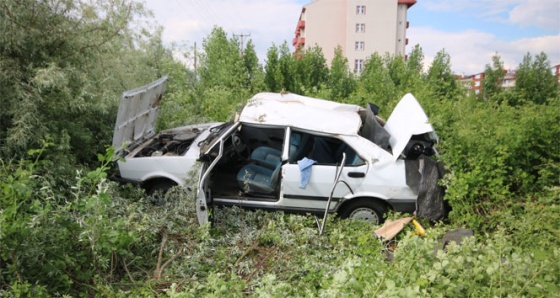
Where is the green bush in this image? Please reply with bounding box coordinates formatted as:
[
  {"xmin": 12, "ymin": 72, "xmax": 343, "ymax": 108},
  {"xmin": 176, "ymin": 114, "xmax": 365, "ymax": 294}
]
[
  {"xmin": 2, "ymin": 144, "xmax": 558, "ymax": 296},
  {"xmin": 437, "ymin": 97, "xmax": 560, "ymax": 230}
]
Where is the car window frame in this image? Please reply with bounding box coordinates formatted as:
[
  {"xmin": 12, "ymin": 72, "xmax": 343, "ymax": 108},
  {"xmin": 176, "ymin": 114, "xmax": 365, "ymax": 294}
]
[{"xmin": 286, "ymin": 130, "xmax": 365, "ymax": 167}]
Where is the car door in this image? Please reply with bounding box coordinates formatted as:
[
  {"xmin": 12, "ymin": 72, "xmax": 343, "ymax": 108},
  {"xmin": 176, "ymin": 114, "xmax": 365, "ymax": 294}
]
[
  {"xmin": 280, "ymin": 133, "xmax": 367, "ymax": 211},
  {"xmin": 196, "ymin": 122, "xmax": 240, "ymax": 225}
]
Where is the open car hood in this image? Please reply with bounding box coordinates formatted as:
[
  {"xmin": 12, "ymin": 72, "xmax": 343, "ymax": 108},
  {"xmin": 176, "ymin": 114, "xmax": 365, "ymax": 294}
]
[
  {"xmin": 383, "ymin": 94, "xmax": 438, "ymax": 161},
  {"xmin": 112, "ymin": 76, "xmax": 168, "ymax": 157}
]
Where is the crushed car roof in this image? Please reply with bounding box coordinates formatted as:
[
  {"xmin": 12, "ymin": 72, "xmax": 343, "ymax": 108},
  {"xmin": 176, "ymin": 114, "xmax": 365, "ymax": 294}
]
[{"xmin": 239, "ymin": 92, "xmax": 365, "ymax": 135}]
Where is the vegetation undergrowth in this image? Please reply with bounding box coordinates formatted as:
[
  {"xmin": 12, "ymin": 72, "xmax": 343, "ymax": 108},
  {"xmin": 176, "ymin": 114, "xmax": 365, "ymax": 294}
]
[{"xmin": 1, "ymin": 146, "xmax": 558, "ymax": 296}]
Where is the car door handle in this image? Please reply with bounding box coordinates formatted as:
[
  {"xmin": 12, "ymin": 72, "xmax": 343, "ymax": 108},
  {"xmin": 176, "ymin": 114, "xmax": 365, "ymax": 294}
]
[{"xmin": 348, "ymin": 172, "xmax": 365, "ymax": 178}]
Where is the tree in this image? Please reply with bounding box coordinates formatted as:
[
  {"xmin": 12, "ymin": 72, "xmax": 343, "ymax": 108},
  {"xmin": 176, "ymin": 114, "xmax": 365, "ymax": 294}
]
[
  {"xmin": 514, "ymin": 52, "xmax": 558, "ymax": 105},
  {"xmin": 297, "ymin": 45, "xmax": 329, "ymax": 95},
  {"xmin": 199, "ymin": 27, "xmax": 246, "ymax": 90},
  {"xmin": 407, "ymin": 45, "xmax": 425, "ymax": 77},
  {"xmin": 426, "ymin": 49, "xmax": 459, "ymax": 100},
  {"xmin": 264, "ymin": 44, "xmax": 283, "ymax": 92},
  {"xmin": 277, "ymin": 42, "xmax": 298, "ymax": 93},
  {"xmin": 357, "ymin": 53, "xmax": 396, "ymax": 108},
  {"xmin": 328, "ymin": 46, "xmax": 356, "ymax": 100},
  {"xmin": 242, "ymin": 40, "xmax": 265, "ymax": 93},
  {"xmin": 482, "ymin": 54, "xmax": 506, "ymax": 100},
  {"xmin": 404, "ymin": 45, "xmax": 426, "ymax": 91},
  {"xmin": 0, "ymin": 0, "xmax": 163, "ymax": 163},
  {"xmin": 386, "ymin": 54, "xmax": 407, "ymax": 89},
  {"xmin": 193, "ymin": 27, "xmax": 259, "ymax": 120}
]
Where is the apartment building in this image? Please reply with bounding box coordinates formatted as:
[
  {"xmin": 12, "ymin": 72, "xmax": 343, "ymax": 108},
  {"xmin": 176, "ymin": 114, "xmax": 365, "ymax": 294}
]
[
  {"xmin": 553, "ymin": 64, "xmax": 560, "ymax": 86},
  {"xmin": 457, "ymin": 64, "xmax": 560, "ymax": 95},
  {"xmin": 293, "ymin": 0, "xmax": 416, "ymax": 73},
  {"xmin": 458, "ymin": 71, "xmax": 517, "ymax": 95}
]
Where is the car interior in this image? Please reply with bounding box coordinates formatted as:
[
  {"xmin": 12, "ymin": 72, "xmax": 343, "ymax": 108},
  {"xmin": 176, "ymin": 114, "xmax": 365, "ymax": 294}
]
[
  {"xmin": 209, "ymin": 126, "xmax": 364, "ymax": 199},
  {"xmin": 235, "ymin": 131, "xmax": 312, "ymax": 194},
  {"xmin": 209, "ymin": 125, "xmax": 286, "ymax": 198}
]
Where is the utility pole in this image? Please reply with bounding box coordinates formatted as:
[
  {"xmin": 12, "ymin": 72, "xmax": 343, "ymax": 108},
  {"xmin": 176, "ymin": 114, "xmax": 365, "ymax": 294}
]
[
  {"xmin": 194, "ymin": 42, "xmax": 197, "ymax": 77},
  {"xmin": 233, "ymin": 33, "xmax": 251, "ymax": 55}
]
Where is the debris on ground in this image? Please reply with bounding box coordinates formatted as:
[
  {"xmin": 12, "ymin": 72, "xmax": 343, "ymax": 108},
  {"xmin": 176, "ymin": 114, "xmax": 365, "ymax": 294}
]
[
  {"xmin": 374, "ymin": 217, "xmax": 426, "ymax": 241},
  {"xmin": 374, "ymin": 217, "xmax": 426, "ymax": 261},
  {"xmin": 434, "ymin": 228, "xmax": 474, "ymax": 254}
]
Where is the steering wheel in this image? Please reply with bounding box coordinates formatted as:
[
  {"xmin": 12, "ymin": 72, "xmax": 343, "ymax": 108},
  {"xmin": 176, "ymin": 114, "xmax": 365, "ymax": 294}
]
[{"xmin": 231, "ymin": 133, "xmax": 246, "ymax": 156}]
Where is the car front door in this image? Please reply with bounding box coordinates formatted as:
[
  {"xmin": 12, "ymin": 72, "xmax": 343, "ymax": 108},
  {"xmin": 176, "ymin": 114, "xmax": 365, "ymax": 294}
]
[{"xmin": 196, "ymin": 123, "xmax": 240, "ymax": 225}]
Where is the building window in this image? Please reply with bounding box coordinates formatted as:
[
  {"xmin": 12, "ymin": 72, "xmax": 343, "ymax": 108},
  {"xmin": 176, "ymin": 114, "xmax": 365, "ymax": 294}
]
[
  {"xmin": 356, "ymin": 23, "xmax": 365, "ymax": 32},
  {"xmin": 356, "ymin": 5, "xmax": 366, "ymax": 15},
  {"xmin": 355, "ymin": 41, "xmax": 364, "ymax": 51},
  {"xmin": 354, "ymin": 59, "xmax": 364, "ymax": 74}
]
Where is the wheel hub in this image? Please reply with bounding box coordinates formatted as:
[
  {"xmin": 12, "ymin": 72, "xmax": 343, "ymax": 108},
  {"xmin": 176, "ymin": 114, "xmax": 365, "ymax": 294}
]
[{"xmin": 349, "ymin": 207, "xmax": 379, "ymax": 223}]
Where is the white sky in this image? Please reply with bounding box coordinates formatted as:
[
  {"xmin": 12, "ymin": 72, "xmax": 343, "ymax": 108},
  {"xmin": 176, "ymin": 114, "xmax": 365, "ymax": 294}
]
[{"xmin": 143, "ymin": 0, "xmax": 560, "ymax": 74}]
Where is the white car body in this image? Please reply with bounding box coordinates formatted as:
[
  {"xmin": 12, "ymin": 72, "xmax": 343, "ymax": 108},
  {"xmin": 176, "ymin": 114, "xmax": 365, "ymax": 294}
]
[{"xmin": 112, "ymin": 77, "xmax": 439, "ymax": 225}]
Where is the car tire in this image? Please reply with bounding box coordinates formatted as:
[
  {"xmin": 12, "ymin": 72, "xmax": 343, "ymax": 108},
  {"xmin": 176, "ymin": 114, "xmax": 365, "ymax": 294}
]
[
  {"xmin": 339, "ymin": 199, "xmax": 387, "ymax": 224},
  {"xmin": 146, "ymin": 180, "xmax": 177, "ymax": 205}
]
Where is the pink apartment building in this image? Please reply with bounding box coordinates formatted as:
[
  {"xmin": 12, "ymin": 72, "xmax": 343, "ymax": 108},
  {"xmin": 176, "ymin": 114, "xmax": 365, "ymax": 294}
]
[{"xmin": 293, "ymin": 0, "xmax": 416, "ymax": 73}]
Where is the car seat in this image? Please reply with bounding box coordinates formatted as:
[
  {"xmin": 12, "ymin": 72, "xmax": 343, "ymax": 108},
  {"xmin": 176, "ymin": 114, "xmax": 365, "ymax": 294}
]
[
  {"xmin": 249, "ymin": 147, "xmax": 282, "ymax": 169},
  {"xmin": 251, "ymin": 132, "xmax": 309, "ymax": 168},
  {"xmin": 237, "ymin": 162, "xmax": 282, "ymax": 193}
]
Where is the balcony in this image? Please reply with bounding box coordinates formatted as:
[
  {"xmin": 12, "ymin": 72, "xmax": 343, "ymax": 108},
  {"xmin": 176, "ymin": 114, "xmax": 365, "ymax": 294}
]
[
  {"xmin": 297, "ymin": 20, "xmax": 305, "ymax": 29},
  {"xmin": 292, "ymin": 37, "xmax": 305, "ymax": 47},
  {"xmin": 398, "ymin": 0, "xmax": 417, "ymax": 8}
]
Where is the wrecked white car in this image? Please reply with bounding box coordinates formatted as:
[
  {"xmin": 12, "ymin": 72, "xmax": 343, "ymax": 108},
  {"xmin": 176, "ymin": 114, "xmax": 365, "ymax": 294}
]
[{"xmin": 112, "ymin": 76, "xmax": 441, "ymax": 225}]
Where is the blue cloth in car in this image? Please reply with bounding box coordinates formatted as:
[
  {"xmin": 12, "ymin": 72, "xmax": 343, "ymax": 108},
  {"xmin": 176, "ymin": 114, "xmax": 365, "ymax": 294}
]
[{"xmin": 297, "ymin": 157, "xmax": 316, "ymax": 189}]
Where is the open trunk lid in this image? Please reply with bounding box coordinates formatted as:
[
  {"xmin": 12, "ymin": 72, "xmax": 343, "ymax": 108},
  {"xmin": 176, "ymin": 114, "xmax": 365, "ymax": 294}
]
[{"xmin": 112, "ymin": 76, "xmax": 168, "ymax": 157}]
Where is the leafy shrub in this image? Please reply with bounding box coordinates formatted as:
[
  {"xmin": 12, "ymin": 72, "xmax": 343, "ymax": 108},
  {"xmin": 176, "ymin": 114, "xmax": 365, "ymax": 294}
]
[
  {"xmin": 438, "ymin": 97, "xmax": 560, "ymax": 230},
  {"xmin": 2, "ymin": 142, "xmax": 558, "ymax": 296},
  {"xmin": 151, "ymin": 210, "xmax": 558, "ymax": 297},
  {"xmin": 0, "ymin": 145, "xmax": 205, "ymax": 296}
]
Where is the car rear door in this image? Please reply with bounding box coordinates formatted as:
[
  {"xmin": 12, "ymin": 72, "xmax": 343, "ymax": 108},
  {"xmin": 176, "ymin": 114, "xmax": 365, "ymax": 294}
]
[{"xmin": 280, "ymin": 135, "xmax": 367, "ymax": 212}]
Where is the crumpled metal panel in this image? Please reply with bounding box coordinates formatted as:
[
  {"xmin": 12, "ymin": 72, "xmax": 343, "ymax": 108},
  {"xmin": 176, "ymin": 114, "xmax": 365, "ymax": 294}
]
[
  {"xmin": 239, "ymin": 92, "xmax": 364, "ymax": 136},
  {"xmin": 112, "ymin": 76, "xmax": 168, "ymax": 156},
  {"xmin": 383, "ymin": 93, "xmax": 438, "ymax": 160}
]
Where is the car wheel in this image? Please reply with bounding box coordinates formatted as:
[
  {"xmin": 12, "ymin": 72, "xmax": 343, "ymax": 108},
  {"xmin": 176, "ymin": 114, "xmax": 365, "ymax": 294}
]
[
  {"xmin": 340, "ymin": 199, "xmax": 387, "ymax": 224},
  {"xmin": 146, "ymin": 180, "xmax": 177, "ymax": 205}
]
